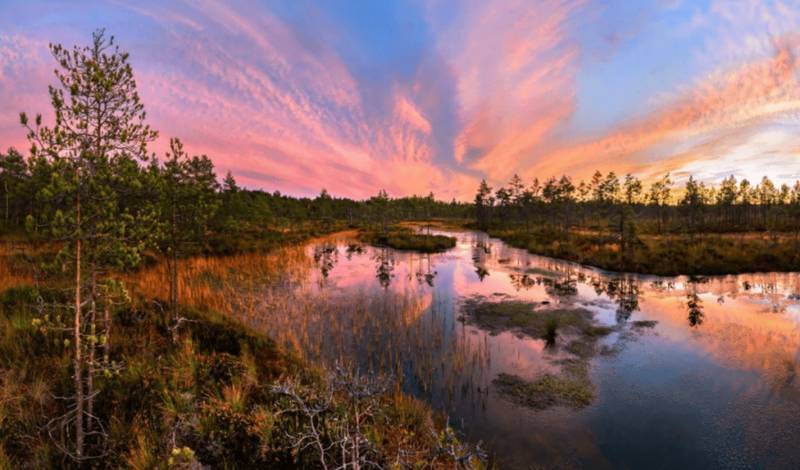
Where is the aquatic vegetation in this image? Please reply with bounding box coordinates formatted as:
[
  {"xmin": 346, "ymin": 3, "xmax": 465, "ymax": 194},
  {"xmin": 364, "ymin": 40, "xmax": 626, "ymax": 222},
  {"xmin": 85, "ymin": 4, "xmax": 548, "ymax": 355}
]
[
  {"xmin": 460, "ymin": 295, "xmax": 620, "ymax": 411},
  {"xmin": 493, "ymin": 365, "xmax": 594, "ymax": 410},
  {"xmin": 544, "ymin": 316, "xmax": 559, "ymax": 346},
  {"xmin": 359, "ymin": 227, "xmax": 456, "ymax": 253},
  {"xmin": 460, "ymin": 295, "xmax": 605, "ymax": 343}
]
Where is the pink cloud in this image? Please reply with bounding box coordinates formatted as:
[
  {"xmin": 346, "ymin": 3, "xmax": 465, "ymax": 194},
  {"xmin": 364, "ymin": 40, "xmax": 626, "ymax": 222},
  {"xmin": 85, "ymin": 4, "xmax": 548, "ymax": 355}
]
[
  {"xmin": 5, "ymin": 0, "xmax": 800, "ymax": 201},
  {"xmin": 523, "ymin": 39, "xmax": 800, "ymax": 183},
  {"xmin": 426, "ymin": 0, "xmax": 586, "ymax": 184}
]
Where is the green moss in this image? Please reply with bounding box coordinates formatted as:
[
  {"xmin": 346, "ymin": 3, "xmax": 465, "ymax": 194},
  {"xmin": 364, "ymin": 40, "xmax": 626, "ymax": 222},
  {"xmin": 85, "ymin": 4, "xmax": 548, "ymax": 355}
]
[
  {"xmin": 359, "ymin": 227, "xmax": 456, "ymax": 253},
  {"xmin": 461, "ymin": 296, "xmax": 602, "ymax": 342},
  {"xmin": 493, "ymin": 366, "xmax": 593, "ymax": 410}
]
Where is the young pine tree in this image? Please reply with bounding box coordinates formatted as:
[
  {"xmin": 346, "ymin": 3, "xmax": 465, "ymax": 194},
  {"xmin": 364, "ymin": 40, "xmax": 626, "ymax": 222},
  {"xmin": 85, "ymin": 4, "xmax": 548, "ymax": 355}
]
[
  {"xmin": 159, "ymin": 138, "xmax": 220, "ymax": 328},
  {"xmin": 21, "ymin": 29, "xmax": 158, "ymax": 460}
]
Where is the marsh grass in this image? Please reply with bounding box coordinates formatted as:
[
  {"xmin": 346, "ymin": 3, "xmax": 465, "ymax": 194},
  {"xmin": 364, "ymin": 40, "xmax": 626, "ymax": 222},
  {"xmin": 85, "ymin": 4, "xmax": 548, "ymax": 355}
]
[
  {"xmin": 0, "ymin": 282, "xmax": 478, "ymax": 468},
  {"xmin": 460, "ymin": 295, "xmax": 616, "ymax": 411},
  {"xmin": 0, "ymin": 231, "xmax": 487, "ymax": 467},
  {"xmin": 461, "ymin": 296, "xmax": 600, "ymax": 342},
  {"xmin": 493, "ymin": 363, "xmax": 593, "ymax": 410},
  {"xmin": 126, "ymin": 235, "xmax": 490, "ymax": 402},
  {"xmin": 0, "ymin": 241, "xmax": 54, "ymax": 291},
  {"xmin": 359, "ymin": 227, "xmax": 456, "ymax": 253},
  {"xmin": 489, "ymin": 227, "xmax": 800, "ymax": 275}
]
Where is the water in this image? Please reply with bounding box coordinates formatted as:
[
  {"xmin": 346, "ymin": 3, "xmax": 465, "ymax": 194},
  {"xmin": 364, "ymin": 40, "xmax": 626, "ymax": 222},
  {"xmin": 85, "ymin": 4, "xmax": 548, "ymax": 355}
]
[{"xmin": 234, "ymin": 229, "xmax": 800, "ymax": 469}]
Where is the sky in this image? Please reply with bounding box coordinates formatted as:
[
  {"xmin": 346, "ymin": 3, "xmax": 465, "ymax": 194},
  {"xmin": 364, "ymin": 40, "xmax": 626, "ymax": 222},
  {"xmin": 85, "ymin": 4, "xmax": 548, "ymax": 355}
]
[{"xmin": 1, "ymin": 0, "xmax": 800, "ymax": 200}]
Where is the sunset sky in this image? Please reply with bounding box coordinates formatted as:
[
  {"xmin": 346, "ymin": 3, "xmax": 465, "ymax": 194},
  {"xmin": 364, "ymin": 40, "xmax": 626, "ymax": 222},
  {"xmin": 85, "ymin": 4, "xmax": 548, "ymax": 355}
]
[{"xmin": 1, "ymin": 0, "xmax": 800, "ymax": 200}]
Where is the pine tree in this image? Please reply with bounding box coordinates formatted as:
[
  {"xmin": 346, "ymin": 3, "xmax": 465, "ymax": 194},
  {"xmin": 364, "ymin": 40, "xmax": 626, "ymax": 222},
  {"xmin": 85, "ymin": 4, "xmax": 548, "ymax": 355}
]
[
  {"xmin": 159, "ymin": 138, "xmax": 220, "ymax": 328},
  {"xmin": 20, "ymin": 29, "xmax": 158, "ymax": 460},
  {"xmin": 0, "ymin": 148, "xmax": 28, "ymax": 229},
  {"xmin": 474, "ymin": 179, "xmax": 493, "ymax": 229}
]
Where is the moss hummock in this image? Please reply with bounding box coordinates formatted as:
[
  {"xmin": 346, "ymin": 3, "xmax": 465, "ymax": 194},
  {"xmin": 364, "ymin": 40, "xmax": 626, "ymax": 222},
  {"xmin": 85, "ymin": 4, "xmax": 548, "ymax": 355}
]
[{"xmin": 359, "ymin": 227, "xmax": 456, "ymax": 253}]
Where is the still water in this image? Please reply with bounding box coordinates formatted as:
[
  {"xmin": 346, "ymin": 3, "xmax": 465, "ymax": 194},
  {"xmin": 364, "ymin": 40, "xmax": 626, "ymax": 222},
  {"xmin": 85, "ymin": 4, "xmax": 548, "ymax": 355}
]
[{"xmin": 235, "ymin": 229, "xmax": 800, "ymax": 469}]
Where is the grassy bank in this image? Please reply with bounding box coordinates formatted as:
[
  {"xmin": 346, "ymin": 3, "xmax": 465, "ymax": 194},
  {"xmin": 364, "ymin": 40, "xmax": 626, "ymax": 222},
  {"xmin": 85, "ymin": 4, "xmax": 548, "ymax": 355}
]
[
  {"xmin": 358, "ymin": 226, "xmax": 456, "ymax": 253},
  {"xmin": 206, "ymin": 220, "xmax": 352, "ymax": 256},
  {"xmin": 0, "ymin": 284, "xmax": 482, "ymax": 468},
  {"xmin": 486, "ymin": 227, "xmax": 800, "ymax": 276},
  {"xmin": 0, "ymin": 226, "xmax": 484, "ymax": 468}
]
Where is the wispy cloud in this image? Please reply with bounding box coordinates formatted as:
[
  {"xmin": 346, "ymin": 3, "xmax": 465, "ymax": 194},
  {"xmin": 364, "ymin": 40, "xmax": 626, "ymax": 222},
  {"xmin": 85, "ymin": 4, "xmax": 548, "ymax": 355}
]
[{"xmin": 2, "ymin": 0, "xmax": 800, "ymax": 198}]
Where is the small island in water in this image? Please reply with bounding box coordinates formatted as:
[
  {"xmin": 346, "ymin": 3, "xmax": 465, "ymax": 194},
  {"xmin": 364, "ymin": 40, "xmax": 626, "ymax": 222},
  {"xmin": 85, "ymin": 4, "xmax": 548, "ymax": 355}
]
[{"xmin": 3, "ymin": 6, "xmax": 800, "ymax": 470}]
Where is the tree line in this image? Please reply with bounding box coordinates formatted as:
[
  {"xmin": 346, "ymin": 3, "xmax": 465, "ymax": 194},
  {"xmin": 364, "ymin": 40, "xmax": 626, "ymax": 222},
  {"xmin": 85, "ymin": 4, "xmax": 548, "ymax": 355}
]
[
  {"xmin": 474, "ymin": 171, "xmax": 800, "ymax": 235},
  {"xmin": 0, "ymin": 147, "xmax": 470, "ymax": 244}
]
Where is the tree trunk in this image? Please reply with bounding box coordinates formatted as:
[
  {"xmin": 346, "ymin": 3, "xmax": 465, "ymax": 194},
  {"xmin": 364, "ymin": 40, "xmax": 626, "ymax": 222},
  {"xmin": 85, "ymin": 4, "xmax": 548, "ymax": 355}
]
[
  {"xmin": 103, "ymin": 296, "xmax": 111, "ymax": 367},
  {"xmin": 74, "ymin": 193, "xmax": 84, "ymax": 459},
  {"xmin": 87, "ymin": 268, "xmax": 97, "ymax": 433},
  {"xmin": 171, "ymin": 201, "xmax": 179, "ymax": 325},
  {"xmin": 3, "ymin": 179, "xmax": 8, "ymax": 228}
]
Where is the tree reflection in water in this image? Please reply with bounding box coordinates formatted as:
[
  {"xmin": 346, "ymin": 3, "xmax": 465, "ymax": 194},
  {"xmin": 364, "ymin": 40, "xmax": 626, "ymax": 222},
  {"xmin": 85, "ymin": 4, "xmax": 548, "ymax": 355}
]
[
  {"xmin": 683, "ymin": 276, "xmax": 709, "ymax": 327},
  {"xmin": 373, "ymin": 247, "xmax": 395, "ymax": 289},
  {"xmin": 472, "ymin": 238, "xmax": 491, "ymax": 282},
  {"xmin": 313, "ymin": 244, "xmax": 339, "ymax": 279},
  {"xmin": 345, "ymin": 243, "xmax": 364, "ymax": 260},
  {"xmin": 413, "ymin": 254, "xmax": 437, "ymax": 287},
  {"xmin": 591, "ymin": 276, "xmax": 641, "ymax": 322}
]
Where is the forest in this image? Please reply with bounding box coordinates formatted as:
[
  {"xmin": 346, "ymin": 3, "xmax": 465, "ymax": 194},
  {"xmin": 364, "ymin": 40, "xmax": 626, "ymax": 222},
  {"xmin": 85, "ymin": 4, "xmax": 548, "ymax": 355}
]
[{"xmin": 471, "ymin": 172, "xmax": 800, "ymax": 274}]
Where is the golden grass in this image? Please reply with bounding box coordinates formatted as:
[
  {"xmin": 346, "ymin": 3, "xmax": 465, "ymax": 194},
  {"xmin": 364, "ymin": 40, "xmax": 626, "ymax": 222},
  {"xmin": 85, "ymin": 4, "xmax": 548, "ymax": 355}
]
[
  {"xmin": 128, "ymin": 246, "xmax": 311, "ymax": 314},
  {"xmin": 0, "ymin": 241, "xmax": 46, "ymax": 291}
]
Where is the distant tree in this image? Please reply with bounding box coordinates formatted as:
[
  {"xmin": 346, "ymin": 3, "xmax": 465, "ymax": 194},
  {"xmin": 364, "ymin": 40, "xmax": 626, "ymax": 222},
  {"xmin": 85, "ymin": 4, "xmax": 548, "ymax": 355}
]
[
  {"xmin": 590, "ymin": 171, "xmax": 604, "ymax": 204},
  {"xmin": 622, "ymin": 174, "xmax": 642, "ymax": 205},
  {"xmin": 557, "ymin": 175, "xmax": 575, "ymax": 232},
  {"xmin": 600, "ymin": 171, "xmax": 621, "ymax": 204},
  {"xmin": 495, "ymin": 186, "xmax": 512, "ymax": 219},
  {"xmin": 576, "ymin": 180, "xmax": 590, "ymax": 203},
  {"xmin": 0, "ymin": 148, "xmax": 28, "ymax": 229},
  {"xmin": 223, "ymin": 170, "xmax": 239, "ymax": 193},
  {"xmin": 757, "ymin": 176, "xmax": 777, "ymax": 229},
  {"xmin": 369, "ymin": 189, "xmax": 391, "ymax": 232},
  {"xmin": 619, "ymin": 174, "xmax": 642, "ymax": 257},
  {"xmin": 508, "ymin": 174, "xmax": 524, "ymax": 202},
  {"xmin": 474, "ymin": 179, "xmax": 493, "ymax": 229},
  {"xmin": 739, "ymin": 179, "xmax": 753, "ymax": 226},
  {"xmin": 160, "ymin": 138, "xmax": 220, "ymax": 325},
  {"xmin": 681, "ymin": 176, "xmax": 706, "ymax": 234},
  {"xmin": 647, "ymin": 174, "xmax": 671, "ymax": 233}
]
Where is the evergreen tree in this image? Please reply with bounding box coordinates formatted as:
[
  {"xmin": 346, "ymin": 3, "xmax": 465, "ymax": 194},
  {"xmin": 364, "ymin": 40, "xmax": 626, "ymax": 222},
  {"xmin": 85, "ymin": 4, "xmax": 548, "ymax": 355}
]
[
  {"xmin": 20, "ymin": 29, "xmax": 158, "ymax": 460},
  {"xmin": 0, "ymin": 148, "xmax": 28, "ymax": 229},
  {"xmin": 474, "ymin": 179, "xmax": 493, "ymax": 229},
  {"xmin": 160, "ymin": 138, "xmax": 220, "ymax": 325}
]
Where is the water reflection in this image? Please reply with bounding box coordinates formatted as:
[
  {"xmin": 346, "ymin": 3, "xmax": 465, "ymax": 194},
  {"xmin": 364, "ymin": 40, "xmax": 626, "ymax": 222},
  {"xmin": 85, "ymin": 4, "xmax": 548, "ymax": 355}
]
[
  {"xmin": 594, "ymin": 276, "xmax": 640, "ymax": 323},
  {"xmin": 313, "ymin": 243, "xmax": 338, "ymax": 279},
  {"xmin": 411, "ymin": 254, "xmax": 437, "ymax": 287},
  {"xmin": 687, "ymin": 291, "xmax": 704, "ymax": 327},
  {"xmin": 686, "ymin": 279, "xmax": 705, "ymax": 327},
  {"xmin": 152, "ymin": 230, "xmax": 800, "ymax": 469},
  {"xmin": 373, "ymin": 247, "xmax": 395, "ymax": 289}
]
